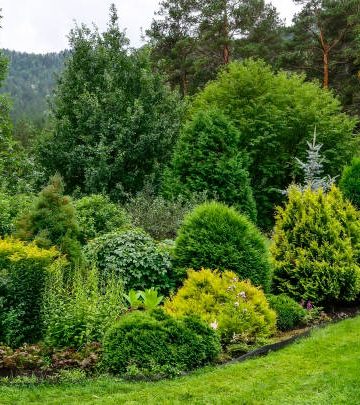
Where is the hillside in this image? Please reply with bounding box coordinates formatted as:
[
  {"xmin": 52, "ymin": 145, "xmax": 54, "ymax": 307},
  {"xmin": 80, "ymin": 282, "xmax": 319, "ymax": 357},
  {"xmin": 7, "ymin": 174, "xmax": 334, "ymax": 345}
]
[{"xmin": 0, "ymin": 49, "xmax": 67, "ymax": 122}]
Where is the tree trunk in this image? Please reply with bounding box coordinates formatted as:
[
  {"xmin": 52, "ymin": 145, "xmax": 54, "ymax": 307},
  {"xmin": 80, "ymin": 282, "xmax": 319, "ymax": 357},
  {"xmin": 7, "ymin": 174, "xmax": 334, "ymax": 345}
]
[
  {"xmin": 222, "ymin": 0, "xmax": 230, "ymax": 64},
  {"xmin": 323, "ymin": 48, "xmax": 329, "ymax": 89}
]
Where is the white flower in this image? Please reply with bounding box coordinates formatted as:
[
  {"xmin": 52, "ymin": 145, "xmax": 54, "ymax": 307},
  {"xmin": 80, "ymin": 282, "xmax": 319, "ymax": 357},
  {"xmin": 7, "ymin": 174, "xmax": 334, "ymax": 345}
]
[
  {"xmin": 234, "ymin": 301, "xmax": 240, "ymax": 307},
  {"xmin": 210, "ymin": 320, "xmax": 218, "ymax": 330},
  {"xmin": 238, "ymin": 291, "xmax": 246, "ymax": 299}
]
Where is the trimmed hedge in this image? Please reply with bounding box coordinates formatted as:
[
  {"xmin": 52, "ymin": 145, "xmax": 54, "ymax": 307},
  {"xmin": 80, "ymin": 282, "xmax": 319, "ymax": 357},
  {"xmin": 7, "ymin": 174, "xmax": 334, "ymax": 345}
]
[{"xmin": 267, "ymin": 294, "xmax": 307, "ymax": 331}]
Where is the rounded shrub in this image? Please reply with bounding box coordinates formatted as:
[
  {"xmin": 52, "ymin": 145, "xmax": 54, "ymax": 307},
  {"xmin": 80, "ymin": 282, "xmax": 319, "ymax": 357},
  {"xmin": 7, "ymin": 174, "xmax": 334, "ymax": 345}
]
[
  {"xmin": 84, "ymin": 228, "xmax": 174, "ymax": 293},
  {"xmin": 267, "ymin": 294, "xmax": 307, "ymax": 331},
  {"xmin": 340, "ymin": 157, "xmax": 360, "ymax": 209},
  {"xmin": 271, "ymin": 186, "xmax": 360, "ymax": 305},
  {"xmin": 74, "ymin": 194, "xmax": 129, "ymax": 243},
  {"xmin": 164, "ymin": 269, "xmax": 276, "ymax": 345},
  {"xmin": 102, "ymin": 309, "xmax": 221, "ymax": 377},
  {"xmin": 174, "ymin": 201, "xmax": 272, "ymax": 291},
  {"xmin": 163, "ymin": 109, "xmax": 257, "ymax": 222}
]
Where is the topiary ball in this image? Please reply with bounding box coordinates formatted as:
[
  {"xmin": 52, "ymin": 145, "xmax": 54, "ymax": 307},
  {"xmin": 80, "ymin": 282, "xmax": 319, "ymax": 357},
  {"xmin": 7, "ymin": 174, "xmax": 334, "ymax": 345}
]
[
  {"xmin": 267, "ymin": 294, "xmax": 307, "ymax": 331},
  {"xmin": 174, "ymin": 201, "xmax": 272, "ymax": 291}
]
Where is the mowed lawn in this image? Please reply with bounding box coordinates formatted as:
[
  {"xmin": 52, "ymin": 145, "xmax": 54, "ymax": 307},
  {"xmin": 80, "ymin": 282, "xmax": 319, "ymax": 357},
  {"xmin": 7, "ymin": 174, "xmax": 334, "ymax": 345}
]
[{"xmin": 1, "ymin": 316, "xmax": 359, "ymax": 405}]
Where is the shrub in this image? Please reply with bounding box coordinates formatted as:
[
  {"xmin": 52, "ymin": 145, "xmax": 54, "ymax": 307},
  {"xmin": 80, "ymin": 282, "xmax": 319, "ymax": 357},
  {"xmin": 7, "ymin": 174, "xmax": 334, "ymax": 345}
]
[
  {"xmin": 42, "ymin": 264, "xmax": 125, "ymax": 349},
  {"xmin": 0, "ymin": 193, "xmax": 32, "ymax": 237},
  {"xmin": 164, "ymin": 269, "xmax": 276, "ymax": 346},
  {"xmin": 271, "ymin": 186, "xmax": 360, "ymax": 305},
  {"xmin": 74, "ymin": 194, "xmax": 129, "ymax": 243},
  {"xmin": 163, "ymin": 109, "xmax": 257, "ymax": 222},
  {"xmin": 174, "ymin": 202, "xmax": 272, "ymax": 291},
  {"xmin": 16, "ymin": 174, "xmax": 82, "ymax": 264},
  {"xmin": 340, "ymin": 157, "xmax": 360, "ymax": 209},
  {"xmin": 267, "ymin": 294, "xmax": 307, "ymax": 331},
  {"xmin": 190, "ymin": 59, "xmax": 358, "ymax": 228},
  {"xmin": 125, "ymin": 186, "xmax": 208, "ymax": 240},
  {"xmin": 0, "ymin": 238, "xmax": 63, "ymax": 346},
  {"xmin": 84, "ymin": 228, "xmax": 174, "ymax": 294},
  {"xmin": 102, "ymin": 309, "xmax": 221, "ymax": 377}
]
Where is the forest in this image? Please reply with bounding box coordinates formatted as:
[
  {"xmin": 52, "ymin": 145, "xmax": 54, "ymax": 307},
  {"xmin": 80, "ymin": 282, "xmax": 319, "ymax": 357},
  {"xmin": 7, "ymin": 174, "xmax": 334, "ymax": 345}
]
[{"xmin": 0, "ymin": 0, "xmax": 359, "ymax": 399}]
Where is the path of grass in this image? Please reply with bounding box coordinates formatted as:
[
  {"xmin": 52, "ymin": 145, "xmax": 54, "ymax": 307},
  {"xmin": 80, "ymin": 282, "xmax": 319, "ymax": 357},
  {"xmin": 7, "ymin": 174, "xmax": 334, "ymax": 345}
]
[{"xmin": 1, "ymin": 316, "xmax": 360, "ymax": 404}]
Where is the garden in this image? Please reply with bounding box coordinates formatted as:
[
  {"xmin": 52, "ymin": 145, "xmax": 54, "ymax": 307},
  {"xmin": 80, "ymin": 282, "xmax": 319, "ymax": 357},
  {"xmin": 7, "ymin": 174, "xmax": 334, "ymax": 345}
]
[{"xmin": 0, "ymin": 3, "xmax": 360, "ymax": 403}]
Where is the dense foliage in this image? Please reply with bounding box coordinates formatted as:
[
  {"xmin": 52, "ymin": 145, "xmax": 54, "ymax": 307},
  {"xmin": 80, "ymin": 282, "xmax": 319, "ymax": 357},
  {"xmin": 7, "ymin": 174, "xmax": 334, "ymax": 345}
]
[
  {"xmin": 165, "ymin": 269, "xmax": 276, "ymax": 346},
  {"xmin": 74, "ymin": 194, "xmax": 129, "ymax": 243},
  {"xmin": 0, "ymin": 192, "xmax": 32, "ymax": 237},
  {"xmin": 16, "ymin": 175, "xmax": 82, "ymax": 264},
  {"xmin": 85, "ymin": 228, "xmax": 174, "ymax": 294},
  {"xmin": 0, "ymin": 238, "xmax": 62, "ymax": 346},
  {"xmin": 271, "ymin": 186, "xmax": 360, "ymax": 305},
  {"xmin": 163, "ymin": 109, "xmax": 257, "ymax": 222},
  {"xmin": 174, "ymin": 202, "xmax": 272, "ymax": 291},
  {"xmin": 102, "ymin": 309, "xmax": 221, "ymax": 377},
  {"xmin": 267, "ymin": 294, "xmax": 307, "ymax": 332},
  {"xmin": 190, "ymin": 60, "xmax": 358, "ymax": 228},
  {"xmin": 37, "ymin": 7, "xmax": 184, "ymax": 200},
  {"xmin": 340, "ymin": 157, "xmax": 360, "ymax": 209}
]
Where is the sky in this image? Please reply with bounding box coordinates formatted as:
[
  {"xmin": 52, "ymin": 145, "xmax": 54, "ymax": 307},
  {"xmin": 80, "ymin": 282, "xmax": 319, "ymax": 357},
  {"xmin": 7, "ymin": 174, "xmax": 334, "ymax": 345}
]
[{"xmin": 0, "ymin": 0, "xmax": 301, "ymax": 54}]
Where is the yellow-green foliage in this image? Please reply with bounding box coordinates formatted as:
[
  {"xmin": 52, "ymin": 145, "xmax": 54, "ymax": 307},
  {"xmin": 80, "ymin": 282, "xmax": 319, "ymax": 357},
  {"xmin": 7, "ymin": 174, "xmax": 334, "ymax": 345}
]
[
  {"xmin": 271, "ymin": 186, "xmax": 360, "ymax": 305},
  {"xmin": 0, "ymin": 237, "xmax": 63, "ymax": 346},
  {"xmin": 164, "ymin": 269, "xmax": 276, "ymax": 345}
]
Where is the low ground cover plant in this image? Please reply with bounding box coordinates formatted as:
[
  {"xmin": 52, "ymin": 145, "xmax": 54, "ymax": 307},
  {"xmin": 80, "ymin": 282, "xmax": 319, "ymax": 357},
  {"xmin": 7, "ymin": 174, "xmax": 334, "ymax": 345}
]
[
  {"xmin": 174, "ymin": 202, "xmax": 272, "ymax": 291},
  {"xmin": 164, "ymin": 269, "xmax": 276, "ymax": 347},
  {"xmin": 102, "ymin": 308, "xmax": 221, "ymax": 378}
]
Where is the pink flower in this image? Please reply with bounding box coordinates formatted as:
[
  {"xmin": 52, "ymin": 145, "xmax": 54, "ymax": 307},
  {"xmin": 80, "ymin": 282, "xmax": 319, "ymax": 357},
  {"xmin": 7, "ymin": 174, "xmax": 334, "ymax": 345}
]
[{"xmin": 210, "ymin": 320, "xmax": 218, "ymax": 330}]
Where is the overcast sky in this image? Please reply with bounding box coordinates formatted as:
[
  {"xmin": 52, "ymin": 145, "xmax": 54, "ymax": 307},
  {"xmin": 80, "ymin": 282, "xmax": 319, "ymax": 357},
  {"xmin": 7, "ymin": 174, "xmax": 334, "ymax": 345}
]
[{"xmin": 0, "ymin": 0, "xmax": 301, "ymax": 54}]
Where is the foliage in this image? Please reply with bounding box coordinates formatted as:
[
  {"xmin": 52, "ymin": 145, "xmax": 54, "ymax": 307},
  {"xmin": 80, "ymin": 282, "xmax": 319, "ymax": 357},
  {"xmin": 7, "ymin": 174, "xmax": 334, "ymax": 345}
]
[
  {"xmin": 190, "ymin": 59, "xmax": 358, "ymax": 228},
  {"xmin": 102, "ymin": 308, "xmax": 221, "ymax": 377},
  {"xmin": 124, "ymin": 288, "xmax": 164, "ymax": 311},
  {"xmin": 16, "ymin": 174, "xmax": 82, "ymax": 264},
  {"xmin": 37, "ymin": 7, "xmax": 184, "ymax": 200},
  {"xmin": 42, "ymin": 264, "xmax": 125, "ymax": 349},
  {"xmin": 266, "ymin": 294, "xmax": 307, "ymax": 331},
  {"xmin": 84, "ymin": 228, "xmax": 174, "ymax": 294},
  {"xmin": 340, "ymin": 157, "xmax": 360, "ymax": 209},
  {"xmin": 165, "ymin": 269, "xmax": 276, "ymax": 345},
  {"xmin": 271, "ymin": 186, "xmax": 360, "ymax": 305},
  {"xmin": 74, "ymin": 194, "xmax": 129, "ymax": 243},
  {"xmin": 174, "ymin": 202, "xmax": 271, "ymax": 291},
  {"xmin": 0, "ymin": 237, "xmax": 62, "ymax": 346},
  {"xmin": 163, "ymin": 109, "xmax": 257, "ymax": 222},
  {"xmin": 125, "ymin": 185, "xmax": 208, "ymax": 240},
  {"xmin": 0, "ymin": 193, "xmax": 32, "ymax": 237}
]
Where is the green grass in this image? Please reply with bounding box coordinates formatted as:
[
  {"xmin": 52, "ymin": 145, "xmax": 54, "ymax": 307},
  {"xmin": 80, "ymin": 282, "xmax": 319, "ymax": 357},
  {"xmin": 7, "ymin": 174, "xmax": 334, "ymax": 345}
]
[{"xmin": 1, "ymin": 316, "xmax": 360, "ymax": 404}]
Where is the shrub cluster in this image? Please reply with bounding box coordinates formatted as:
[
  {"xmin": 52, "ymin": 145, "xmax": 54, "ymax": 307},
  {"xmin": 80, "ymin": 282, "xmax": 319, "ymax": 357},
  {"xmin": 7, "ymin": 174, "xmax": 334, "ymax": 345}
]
[
  {"xmin": 0, "ymin": 193, "xmax": 32, "ymax": 237},
  {"xmin": 164, "ymin": 269, "xmax": 276, "ymax": 346},
  {"xmin": 340, "ymin": 157, "xmax": 360, "ymax": 209},
  {"xmin": 267, "ymin": 294, "xmax": 307, "ymax": 331},
  {"xmin": 102, "ymin": 309, "xmax": 221, "ymax": 377},
  {"xmin": 84, "ymin": 228, "xmax": 174, "ymax": 294},
  {"xmin": 174, "ymin": 202, "xmax": 272, "ymax": 291}
]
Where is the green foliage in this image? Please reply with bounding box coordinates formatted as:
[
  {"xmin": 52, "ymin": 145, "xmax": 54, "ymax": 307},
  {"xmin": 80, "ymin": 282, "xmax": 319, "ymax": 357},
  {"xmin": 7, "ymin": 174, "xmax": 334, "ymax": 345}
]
[
  {"xmin": 84, "ymin": 228, "xmax": 174, "ymax": 294},
  {"xmin": 124, "ymin": 290, "xmax": 142, "ymax": 310},
  {"xmin": 165, "ymin": 269, "xmax": 276, "ymax": 345},
  {"xmin": 0, "ymin": 238, "xmax": 62, "ymax": 346},
  {"xmin": 174, "ymin": 202, "xmax": 272, "ymax": 291},
  {"xmin": 16, "ymin": 174, "xmax": 82, "ymax": 264},
  {"xmin": 267, "ymin": 294, "xmax": 307, "ymax": 331},
  {"xmin": 340, "ymin": 157, "xmax": 360, "ymax": 209},
  {"xmin": 125, "ymin": 185, "xmax": 208, "ymax": 240},
  {"xmin": 271, "ymin": 186, "xmax": 360, "ymax": 305},
  {"xmin": 74, "ymin": 194, "xmax": 129, "ymax": 243},
  {"xmin": 42, "ymin": 265, "xmax": 125, "ymax": 349},
  {"xmin": 163, "ymin": 109, "xmax": 257, "ymax": 222},
  {"xmin": 0, "ymin": 193, "xmax": 32, "ymax": 237},
  {"xmin": 37, "ymin": 7, "xmax": 184, "ymax": 200},
  {"xmin": 190, "ymin": 59, "xmax": 358, "ymax": 228},
  {"xmin": 139, "ymin": 289, "xmax": 164, "ymax": 311},
  {"xmin": 102, "ymin": 309, "xmax": 221, "ymax": 376}
]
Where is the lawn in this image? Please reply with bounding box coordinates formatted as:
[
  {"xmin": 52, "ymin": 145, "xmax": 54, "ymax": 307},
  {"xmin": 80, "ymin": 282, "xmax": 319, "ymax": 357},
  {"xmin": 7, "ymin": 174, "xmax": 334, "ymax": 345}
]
[{"xmin": 1, "ymin": 316, "xmax": 359, "ymax": 405}]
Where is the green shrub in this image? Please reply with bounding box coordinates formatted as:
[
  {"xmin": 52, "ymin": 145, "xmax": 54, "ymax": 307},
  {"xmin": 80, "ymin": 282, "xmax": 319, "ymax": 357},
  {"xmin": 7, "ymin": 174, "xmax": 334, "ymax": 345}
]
[
  {"xmin": 102, "ymin": 309, "xmax": 221, "ymax": 377},
  {"xmin": 0, "ymin": 193, "xmax": 32, "ymax": 237},
  {"xmin": 163, "ymin": 109, "xmax": 257, "ymax": 222},
  {"xmin": 267, "ymin": 294, "xmax": 307, "ymax": 331},
  {"xmin": 174, "ymin": 202, "xmax": 272, "ymax": 291},
  {"xmin": 42, "ymin": 264, "xmax": 125, "ymax": 348},
  {"xmin": 340, "ymin": 157, "xmax": 360, "ymax": 209},
  {"xmin": 271, "ymin": 186, "xmax": 360, "ymax": 305},
  {"xmin": 74, "ymin": 194, "xmax": 129, "ymax": 243},
  {"xmin": 190, "ymin": 59, "xmax": 358, "ymax": 228},
  {"xmin": 84, "ymin": 228, "xmax": 174, "ymax": 294},
  {"xmin": 16, "ymin": 174, "xmax": 82, "ymax": 265},
  {"xmin": 0, "ymin": 238, "xmax": 63, "ymax": 346},
  {"xmin": 165, "ymin": 269, "xmax": 276, "ymax": 346}
]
